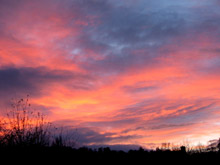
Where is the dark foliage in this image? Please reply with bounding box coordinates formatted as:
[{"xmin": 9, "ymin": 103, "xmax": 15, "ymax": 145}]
[
  {"xmin": 0, "ymin": 97, "xmax": 73, "ymax": 148},
  {"xmin": 0, "ymin": 145, "xmax": 220, "ymax": 164}
]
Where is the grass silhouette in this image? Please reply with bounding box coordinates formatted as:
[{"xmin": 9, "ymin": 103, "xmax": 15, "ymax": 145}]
[{"xmin": 0, "ymin": 96, "xmax": 52, "ymax": 147}]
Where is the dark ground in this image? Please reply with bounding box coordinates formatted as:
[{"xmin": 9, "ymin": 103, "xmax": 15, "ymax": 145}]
[{"xmin": 0, "ymin": 146, "xmax": 219, "ymax": 164}]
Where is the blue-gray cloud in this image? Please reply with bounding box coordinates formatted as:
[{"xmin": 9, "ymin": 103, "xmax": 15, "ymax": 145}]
[
  {"xmin": 57, "ymin": 127, "xmax": 143, "ymax": 146},
  {"xmin": 0, "ymin": 67, "xmax": 94, "ymax": 97}
]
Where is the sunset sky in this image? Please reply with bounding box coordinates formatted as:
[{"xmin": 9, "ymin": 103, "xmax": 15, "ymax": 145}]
[{"xmin": 1, "ymin": 0, "xmax": 220, "ymax": 149}]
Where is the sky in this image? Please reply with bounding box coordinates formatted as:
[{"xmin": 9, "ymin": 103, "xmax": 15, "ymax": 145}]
[{"xmin": 1, "ymin": 0, "xmax": 220, "ymax": 149}]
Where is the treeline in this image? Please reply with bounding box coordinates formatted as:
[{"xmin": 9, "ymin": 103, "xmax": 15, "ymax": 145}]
[
  {"xmin": 0, "ymin": 98, "xmax": 220, "ymax": 163},
  {"xmin": 0, "ymin": 145, "xmax": 219, "ymax": 164}
]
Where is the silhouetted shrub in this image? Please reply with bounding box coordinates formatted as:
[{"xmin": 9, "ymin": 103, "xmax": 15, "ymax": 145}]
[{"xmin": 0, "ymin": 96, "xmax": 51, "ymax": 147}]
